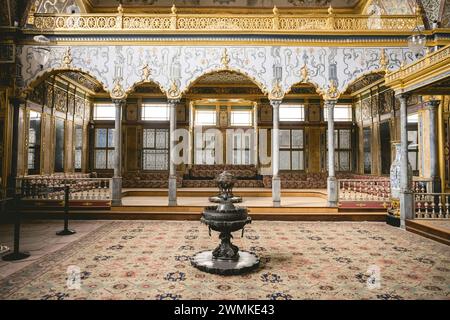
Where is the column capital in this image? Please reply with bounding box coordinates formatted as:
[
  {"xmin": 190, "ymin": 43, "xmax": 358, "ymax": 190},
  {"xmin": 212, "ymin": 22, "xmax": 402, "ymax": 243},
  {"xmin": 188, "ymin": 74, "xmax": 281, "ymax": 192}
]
[
  {"xmin": 323, "ymin": 99, "xmax": 338, "ymax": 106},
  {"xmin": 422, "ymin": 99, "xmax": 440, "ymax": 110},
  {"xmin": 167, "ymin": 98, "xmax": 180, "ymax": 105},
  {"xmin": 395, "ymin": 92, "xmax": 410, "ymax": 101},
  {"xmin": 269, "ymin": 99, "xmax": 282, "ymax": 108},
  {"xmin": 112, "ymin": 98, "xmax": 126, "ymax": 106}
]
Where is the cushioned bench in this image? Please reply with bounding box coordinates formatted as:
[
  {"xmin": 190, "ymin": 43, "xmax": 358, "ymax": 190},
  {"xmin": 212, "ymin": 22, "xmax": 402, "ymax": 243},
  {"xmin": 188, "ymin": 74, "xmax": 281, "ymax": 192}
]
[{"xmin": 122, "ymin": 172, "xmax": 183, "ymax": 188}]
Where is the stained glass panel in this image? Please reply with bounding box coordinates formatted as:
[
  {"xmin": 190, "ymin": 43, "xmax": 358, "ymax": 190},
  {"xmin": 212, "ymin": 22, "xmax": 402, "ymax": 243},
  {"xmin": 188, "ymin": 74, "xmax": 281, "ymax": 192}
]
[
  {"xmin": 292, "ymin": 130, "xmax": 303, "ymax": 148},
  {"xmin": 280, "ymin": 151, "xmax": 291, "ymax": 170},
  {"xmin": 95, "ymin": 129, "xmax": 107, "ymax": 148},
  {"xmin": 339, "ymin": 130, "xmax": 351, "ymax": 149},
  {"xmin": 95, "ymin": 150, "xmax": 106, "ymax": 169},
  {"xmin": 108, "ymin": 129, "xmax": 115, "ymax": 148},
  {"xmin": 279, "ymin": 130, "xmax": 291, "ymax": 148},
  {"xmin": 107, "ymin": 150, "xmax": 115, "ymax": 169}
]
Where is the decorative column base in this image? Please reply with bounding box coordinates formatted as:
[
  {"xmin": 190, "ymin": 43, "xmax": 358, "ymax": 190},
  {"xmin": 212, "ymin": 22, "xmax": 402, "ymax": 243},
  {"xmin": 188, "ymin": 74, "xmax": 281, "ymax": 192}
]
[
  {"xmin": 168, "ymin": 175, "xmax": 177, "ymax": 206},
  {"xmin": 111, "ymin": 176, "xmax": 122, "ymax": 206},
  {"xmin": 400, "ymin": 191, "xmax": 414, "ymax": 229},
  {"xmin": 327, "ymin": 176, "xmax": 338, "ymax": 207},
  {"xmin": 272, "ymin": 176, "xmax": 281, "ymax": 207}
]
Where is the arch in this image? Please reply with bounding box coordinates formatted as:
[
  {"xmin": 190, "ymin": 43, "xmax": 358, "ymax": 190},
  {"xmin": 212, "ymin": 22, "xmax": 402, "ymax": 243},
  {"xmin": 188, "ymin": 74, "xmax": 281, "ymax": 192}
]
[
  {"xmin": 340, "ymin": 70, "xmax": 386, "ymax": 95},
  {"xmin": 283, "ymin": 79, "xmax": 325, "ymax": 100},
  {"xmin": 124, "ymin": 79, "xmax": 167, "ymax": 97},
  {"xmin": 23, "ymin": 66, "xmax": 110, "ymax": 97},
  {"xmin": 180, "ymin": 67, "xmax": 269, "ymax": 97}
]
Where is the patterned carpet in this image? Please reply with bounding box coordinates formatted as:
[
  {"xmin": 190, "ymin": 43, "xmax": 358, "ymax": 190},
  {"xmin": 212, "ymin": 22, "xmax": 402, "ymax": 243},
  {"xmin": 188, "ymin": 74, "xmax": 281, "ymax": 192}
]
[{"xmin": 0, "ymin": 221, "xmax": 449, "ymax": 300}]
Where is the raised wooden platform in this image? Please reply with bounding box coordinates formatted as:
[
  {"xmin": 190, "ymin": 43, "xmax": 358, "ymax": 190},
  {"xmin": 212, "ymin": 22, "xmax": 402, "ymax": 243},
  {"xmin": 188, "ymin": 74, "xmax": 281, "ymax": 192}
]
[
  {"xmin": 122, "ymin": 188, "xmax": 328, "ymax": 199},
  {"xmin": 406, "ymin": 219, "xmax": 450, "ymax": 246},
  {"xmin": 16, "ymin": 209, "xmax": 385, "ymax": 221}
]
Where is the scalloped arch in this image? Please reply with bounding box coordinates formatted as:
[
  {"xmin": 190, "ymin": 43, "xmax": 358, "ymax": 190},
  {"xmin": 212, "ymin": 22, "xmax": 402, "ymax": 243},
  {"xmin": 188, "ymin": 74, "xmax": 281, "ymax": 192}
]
[
  {"xmin": 181, "ymin": 67, "xmax": 269, "ymax": 97},
  {"xmin": 23, "ymin": 66, "xmax": 110, "ymax": 96}
]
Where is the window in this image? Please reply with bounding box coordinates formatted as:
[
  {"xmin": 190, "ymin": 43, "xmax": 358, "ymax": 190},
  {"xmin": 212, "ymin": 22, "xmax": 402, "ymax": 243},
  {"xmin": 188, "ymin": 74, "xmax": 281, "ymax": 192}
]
[
  {"xmin": 142, "ymin": 128, "xmax": 169, "ymax": 170},
  {"xmin": 230, "ymin": 131, "xmax": 252, "ymax": 164},
  {"xmin": 28, "ymin": 111, "xmax": 41, "ymax": 173},
  {"xmin": 380, "ymin": 122, "xmax": 391, "ymax": 175},
  {"xmin": 324, "ymin": 105, "xmax": 353, "ymax": 122},
  {"xmin": 142, "ymin": 103, "xmax": 169, "ymax": 121},
  {"xmin": 279, "ymin": 129, "xmax": 305, "ymax": 170},
  {"xmin": 54, "ymin": 118, "xmax": 65, "ymax": 172},
  {"xmin": 93, "ymin": 104, "xmax": 115, "ymax": 120},
  {"xmin": 326, "ymin": 128, "xmax": 353, "ymax": 172},
  {"xmin": 74, "ymin": 125, "xmax": 83, "ymax": 171},
  {"xmin": 195, "ymin": 131, "xmax": 217, "ymax": 164},
  {"xmin": 230, "ymin": 110, "xmax": 252, "ymax": 126},
  {"xmin": 195, "ymin": 109, "xmax": 216, "ymax": 126},
  {"xmin": 279, "ymin": 104, "xmax": 305, "ymax": 122},
  {"xmin": 408, "ymin": 113, "xmax": 419, "ymax": 174},
  {"xmin": 94, "ymin": 128, "xmax": 115, "ymax": 169}
]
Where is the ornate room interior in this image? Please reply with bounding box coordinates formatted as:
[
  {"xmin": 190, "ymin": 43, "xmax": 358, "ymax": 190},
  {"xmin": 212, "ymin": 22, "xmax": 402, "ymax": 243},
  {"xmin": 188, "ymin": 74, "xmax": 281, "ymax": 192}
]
[{"xmin": 0, "ymin": 0, "xmax": 449, "ymax": 301}]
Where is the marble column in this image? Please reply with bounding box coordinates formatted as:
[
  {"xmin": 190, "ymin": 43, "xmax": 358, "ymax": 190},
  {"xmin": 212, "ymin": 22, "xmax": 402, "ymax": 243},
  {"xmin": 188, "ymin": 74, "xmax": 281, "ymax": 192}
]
[
  {"xmin": 424, "ymin": 100, "xmax": 441, "ymax": 193},
  {"xmin": 168, "ymin": 99, "xmax": 179, "ymax": 206},
  {"xmin": 326, "ymin": 99, "xmax": 338, "ymax": 207},
  {"xmin": 398, "ymin": 94, "xmax": 414, "ymax": 227},
  {"xmin": 111, "ymin": 98, "xmax": 125, "ymax": 206},
  {"xmin": 270, "ymin": 100, "xmax": 281, "ymax": 207},
  {"xmin": 8, "ymin": 98, "xmax": 24, "ymax": 192}
]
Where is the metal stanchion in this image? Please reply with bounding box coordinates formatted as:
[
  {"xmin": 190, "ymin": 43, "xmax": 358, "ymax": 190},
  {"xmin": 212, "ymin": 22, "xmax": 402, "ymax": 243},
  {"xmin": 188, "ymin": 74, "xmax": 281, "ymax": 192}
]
[
  {"xmin": 2, "ymin": 194, "xmax": 30, "ymax": 261},
  {"xmin": 56, "ymin": 185, "xmax": 76, "ymax": 236}
]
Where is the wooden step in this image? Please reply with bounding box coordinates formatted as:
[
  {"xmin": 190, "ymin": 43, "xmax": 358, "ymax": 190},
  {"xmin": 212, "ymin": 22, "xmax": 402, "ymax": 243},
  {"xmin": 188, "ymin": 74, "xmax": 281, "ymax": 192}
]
[
  {"xmin": 406, "ymin": 220, "xmax": 450, "ymax": 246},
  {"xmin": 12, "ymin": 209, "xmax": 386, "ymax": 222}
]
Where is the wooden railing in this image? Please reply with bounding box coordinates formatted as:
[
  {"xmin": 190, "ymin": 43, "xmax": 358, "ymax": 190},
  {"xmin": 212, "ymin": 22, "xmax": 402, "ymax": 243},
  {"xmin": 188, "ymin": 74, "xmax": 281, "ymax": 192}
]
[
  {"xmin": 414, "ymin": 193, "xmax": 450, "ymax": 219},
  {"xmin": 16, "ymin": 177, "xmax": 112, "ymax": 202}
]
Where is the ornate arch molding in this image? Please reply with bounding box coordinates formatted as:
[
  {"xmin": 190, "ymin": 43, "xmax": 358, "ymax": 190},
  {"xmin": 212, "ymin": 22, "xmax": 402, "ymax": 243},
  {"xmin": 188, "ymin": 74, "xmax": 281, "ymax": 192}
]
[
  {"xmin": 340, "ymin": 70, "xmax": 387, "ymax": 95},
  {"xmin": 22, "ymin": 67, "xmax": 110, "ymax": 98},
  {"xmin": 19, "ymin": 45, "xmax": 113, "ymax": 94},
  {"xmin": 178, "ymin": 68, "xmax": 269, "ymax": 100}
]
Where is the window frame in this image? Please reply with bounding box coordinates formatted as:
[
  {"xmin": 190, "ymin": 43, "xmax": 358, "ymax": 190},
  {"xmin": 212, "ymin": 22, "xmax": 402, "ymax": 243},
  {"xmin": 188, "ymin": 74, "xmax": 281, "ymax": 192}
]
[
  {"xmin": 279, "ymin": 104, "xmax": 305, "ymax": 122},
  {"xmin": 194, "ymin": 108, "xmax": 217, "ymax": 126},
  {"xmin": 324, "ymin": 104, "xmax": 353, "ymax": 122},
  {"xmin": 141, "ymin": 127, "xmax": 169, "ymax": 171},
  {"xmin": 326, "ymin": 127, "xmax": 353, "ymax": 172},
  {"xmin": 279, "ymin": 128, "xmax": 305, "ymax": 171},
  {"xmin": 27, "ymin": 110, "xmax": 42, "ymax": 174},
  {"xmin": 141, "ymin": 103, "xmax": 170, "ymax": 122},
  {"xmin": 74, "ymin": 124, "xmax": 83, "ymax": 171},
  {"xmin": 93, "ymin": 103, "xmax": 116, "ymax": 121},
  {"xmin": 93, "ymin": 127, "xmax": 115, "ymax": 170}
]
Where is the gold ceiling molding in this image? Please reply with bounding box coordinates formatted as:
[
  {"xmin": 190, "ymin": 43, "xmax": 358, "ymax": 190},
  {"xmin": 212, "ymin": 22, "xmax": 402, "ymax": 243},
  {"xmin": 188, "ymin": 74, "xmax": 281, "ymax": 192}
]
[
  {"xmin": 385, "ymin": 45, "xmax": 450, "ymax": 93},
  {"xmin": 32, "ymin": 5, "xmax": 420, "ymax": 34}
]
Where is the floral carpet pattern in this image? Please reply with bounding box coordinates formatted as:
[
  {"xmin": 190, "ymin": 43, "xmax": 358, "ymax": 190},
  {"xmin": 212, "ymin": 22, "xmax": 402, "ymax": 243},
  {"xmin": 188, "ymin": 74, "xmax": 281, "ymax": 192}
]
[{"xmin": 0, "ymin": 221, "xmax": 449, "ymax": 300}]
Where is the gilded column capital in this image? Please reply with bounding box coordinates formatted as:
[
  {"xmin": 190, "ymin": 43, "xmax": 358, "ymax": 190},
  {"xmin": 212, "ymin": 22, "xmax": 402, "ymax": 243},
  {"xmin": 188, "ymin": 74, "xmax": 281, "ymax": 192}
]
[{"xmin": 422, "ymin": 99, "xmax": 440, "ymax": 110}]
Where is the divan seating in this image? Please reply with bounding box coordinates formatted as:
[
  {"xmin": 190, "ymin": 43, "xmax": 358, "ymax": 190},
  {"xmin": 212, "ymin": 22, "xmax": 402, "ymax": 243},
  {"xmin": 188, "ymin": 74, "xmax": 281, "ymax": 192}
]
[
  {"xmin": 122, "ymin": 172, "xmax": 183, "ymax": 188},
  {"xmin": 189, "ymin": 165, "xmax": 258, "ymax": 179}
]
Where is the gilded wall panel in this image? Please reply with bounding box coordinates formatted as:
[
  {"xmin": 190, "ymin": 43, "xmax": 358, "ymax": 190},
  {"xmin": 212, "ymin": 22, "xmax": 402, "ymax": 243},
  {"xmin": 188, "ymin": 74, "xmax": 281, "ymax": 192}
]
[{"xmin": 53, "ymin": 87, "xmax": 67, "ymax": 113}]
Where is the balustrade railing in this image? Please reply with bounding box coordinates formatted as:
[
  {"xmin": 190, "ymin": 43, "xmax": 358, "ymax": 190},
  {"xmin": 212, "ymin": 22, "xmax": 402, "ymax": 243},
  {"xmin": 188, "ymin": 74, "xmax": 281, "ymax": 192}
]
[
  {"xmin": 31, "ymin": 12, "xmax": 419, "ymax": 33},
  {"xmin": 339, "ymin": 179, "xmax": 390, "ymax": 203},
  {"xmin": 16, "ymin": 177, "xmax": 112, "ymax": 202},
  {"xmin": 414, "ymin": 193, "xmax": 450, "ymax": 219},
  {"xmin": 338, "ymin": 178, "xmax": 432, "ymax": 204}
]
